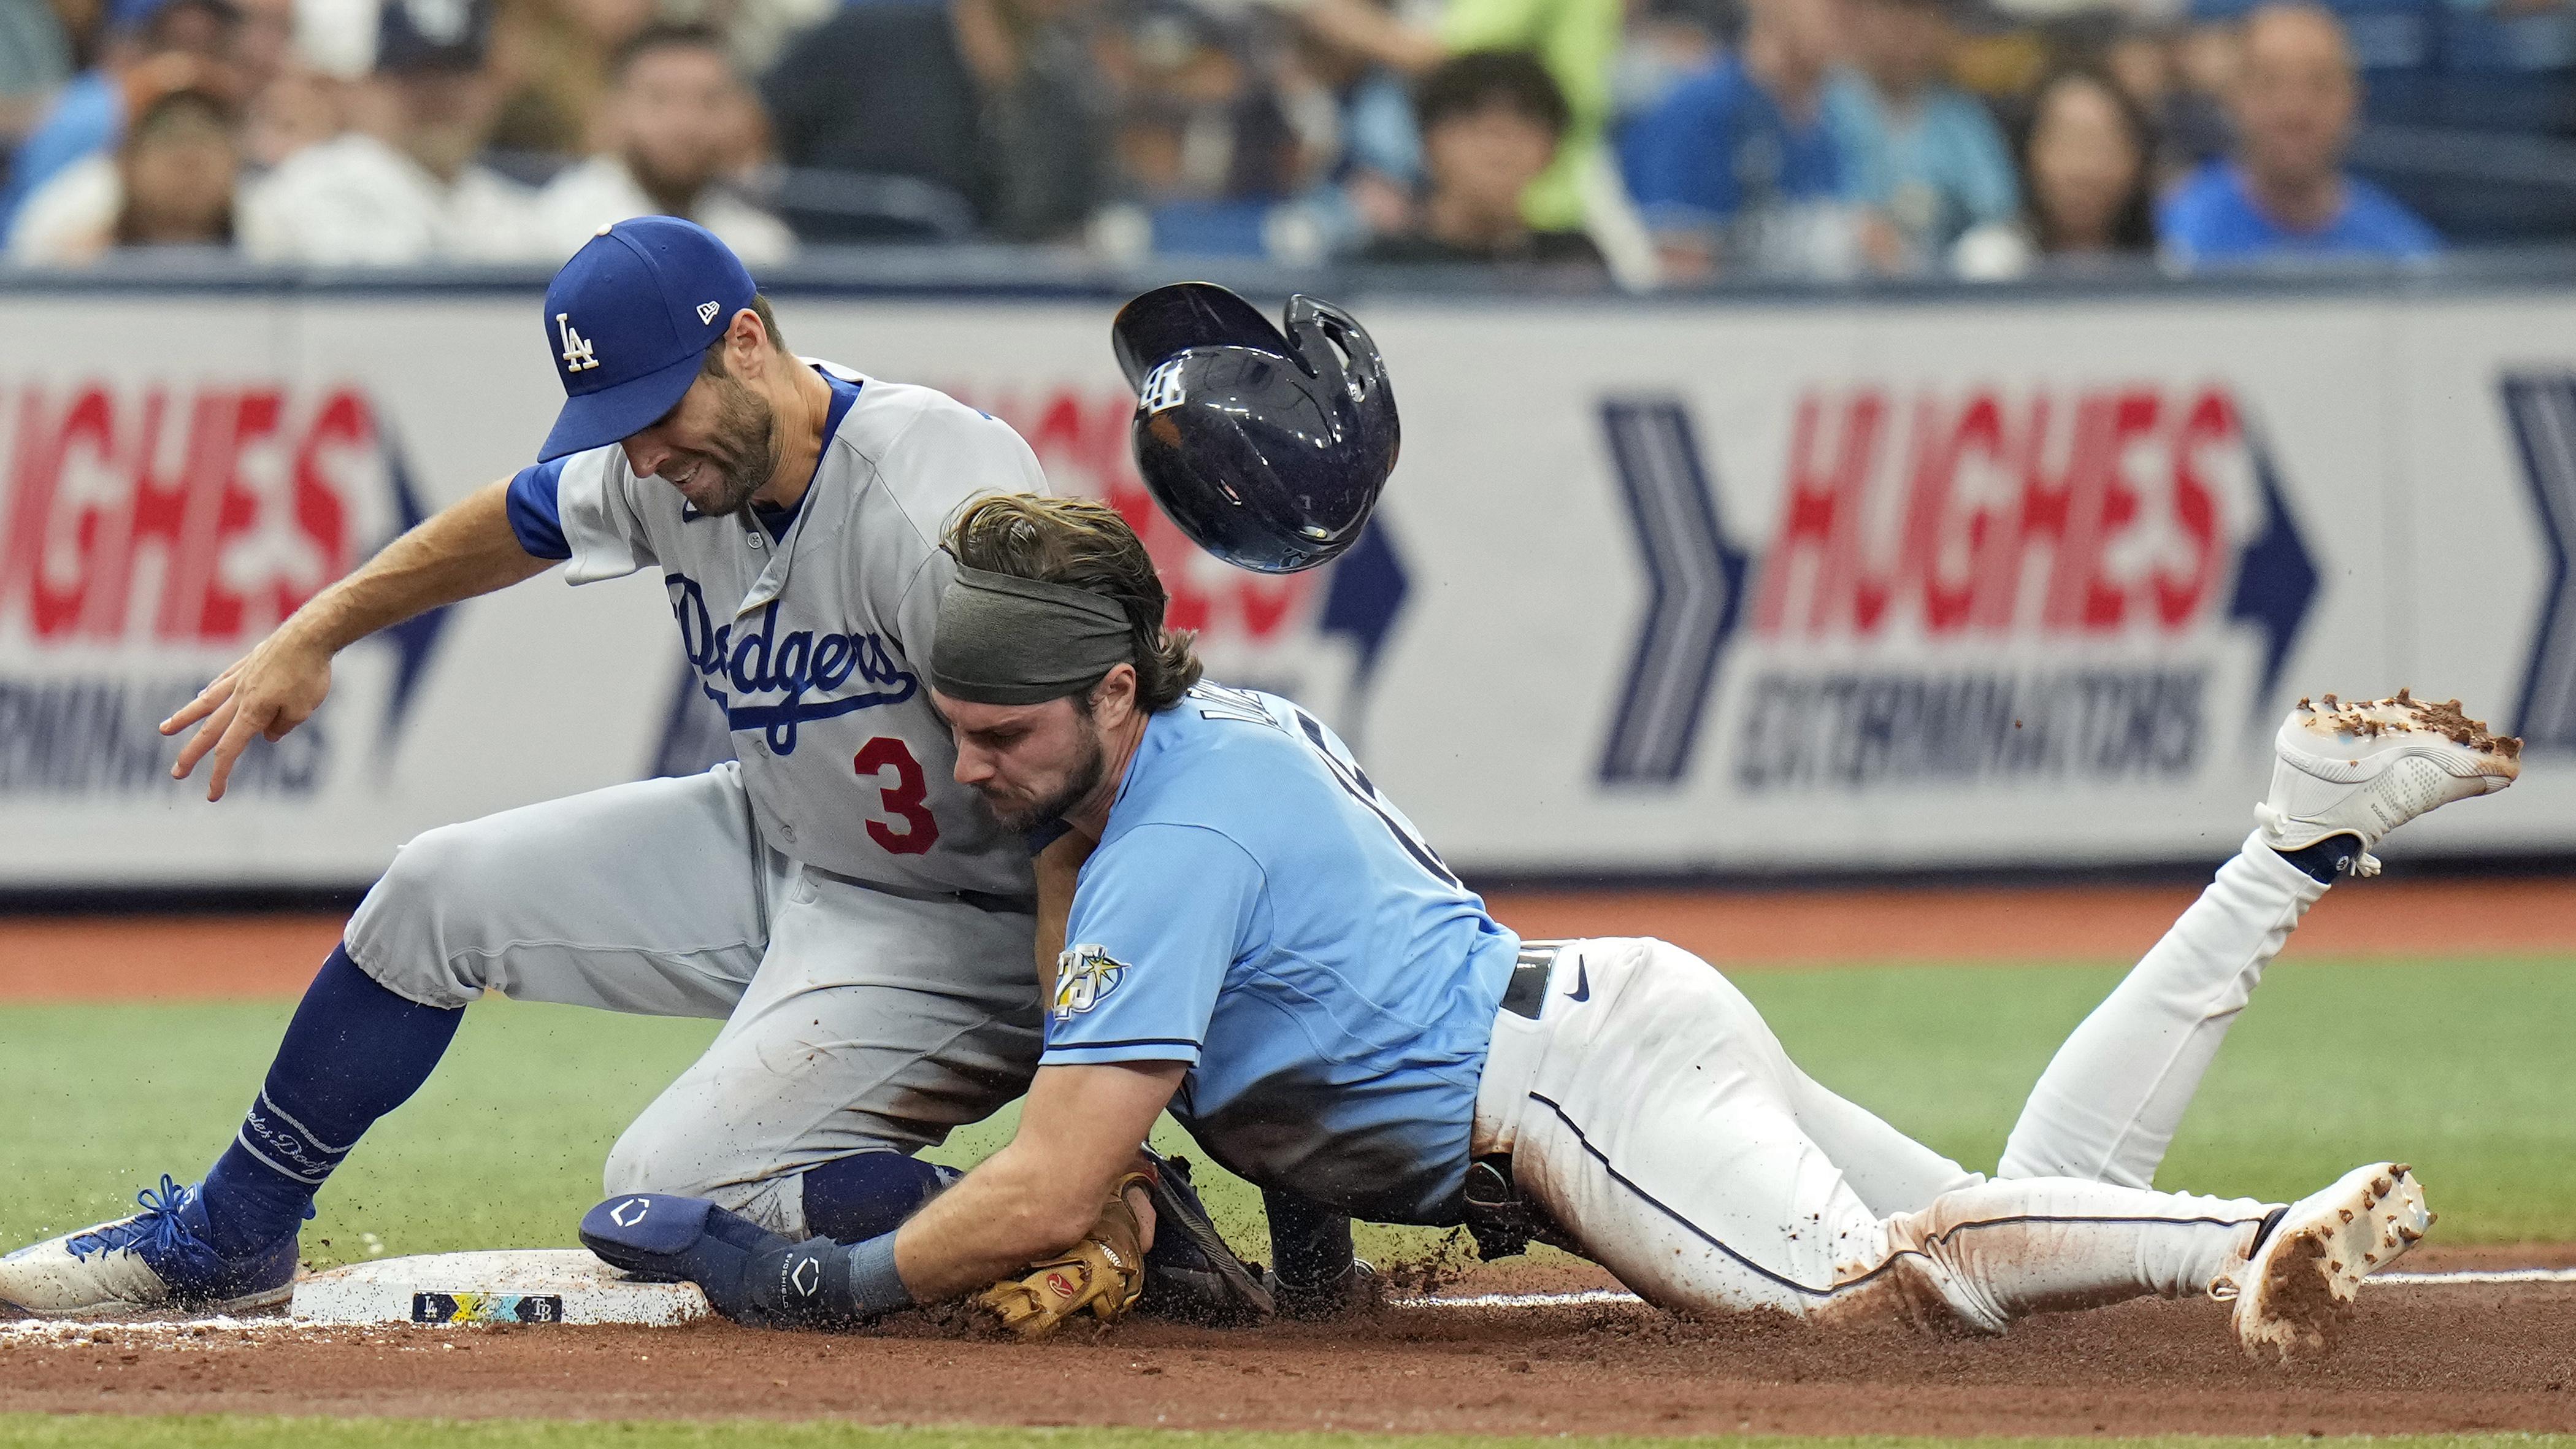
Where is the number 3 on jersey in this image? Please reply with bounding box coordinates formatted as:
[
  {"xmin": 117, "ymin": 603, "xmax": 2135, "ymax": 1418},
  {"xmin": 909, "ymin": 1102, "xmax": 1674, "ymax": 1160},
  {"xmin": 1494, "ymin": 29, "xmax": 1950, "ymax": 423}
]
[{"xmin": 853, "ymin": 737, "xmax": 940, "ymax": 855}]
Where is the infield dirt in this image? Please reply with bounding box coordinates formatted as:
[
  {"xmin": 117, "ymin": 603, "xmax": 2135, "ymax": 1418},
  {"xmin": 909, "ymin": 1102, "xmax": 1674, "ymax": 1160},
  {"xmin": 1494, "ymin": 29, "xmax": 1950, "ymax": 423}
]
[{"xmin": 6, "ymin": 1274, "xmax": 2573, "ymax": 1435}]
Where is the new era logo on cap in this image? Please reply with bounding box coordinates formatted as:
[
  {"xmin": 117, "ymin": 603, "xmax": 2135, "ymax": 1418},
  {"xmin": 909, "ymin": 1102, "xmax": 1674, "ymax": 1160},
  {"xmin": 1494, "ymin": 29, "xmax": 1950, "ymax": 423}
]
[{"xmin": 535, "ymin": 218, "xmax": 758, "ymax": 463}]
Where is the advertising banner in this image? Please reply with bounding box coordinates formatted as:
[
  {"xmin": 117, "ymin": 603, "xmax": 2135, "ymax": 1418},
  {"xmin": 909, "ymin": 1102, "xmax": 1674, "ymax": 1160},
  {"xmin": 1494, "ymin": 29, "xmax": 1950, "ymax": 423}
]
[{"xmin": 1, "ymin": 285, "xmax": 2568, "ymax": 884}]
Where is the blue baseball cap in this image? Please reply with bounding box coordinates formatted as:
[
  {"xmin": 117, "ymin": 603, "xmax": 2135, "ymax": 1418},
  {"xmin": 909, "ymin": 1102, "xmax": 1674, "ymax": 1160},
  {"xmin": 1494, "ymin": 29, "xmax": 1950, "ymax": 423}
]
[{"xmin": 538, "ymin": 217, "xmax": 759, "ymax": 464}]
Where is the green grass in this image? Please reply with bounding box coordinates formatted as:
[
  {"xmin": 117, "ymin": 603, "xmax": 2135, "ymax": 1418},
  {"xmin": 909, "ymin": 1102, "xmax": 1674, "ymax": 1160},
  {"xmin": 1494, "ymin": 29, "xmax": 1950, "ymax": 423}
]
[
  {"xmin": 3, "ymin": 958, "xmax": 2572, "ymax": 1272},
  {"xmin": 1, "ymin": 1425, "xmax": 2572, "ymax": 1449}
]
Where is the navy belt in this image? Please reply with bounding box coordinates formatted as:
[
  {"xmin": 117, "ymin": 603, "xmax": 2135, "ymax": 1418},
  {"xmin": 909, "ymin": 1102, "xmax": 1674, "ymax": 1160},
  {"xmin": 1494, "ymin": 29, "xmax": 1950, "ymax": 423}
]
[{"xmin": 1498, "ymin": 943, "xmax": 1561, "ymax": 1020}]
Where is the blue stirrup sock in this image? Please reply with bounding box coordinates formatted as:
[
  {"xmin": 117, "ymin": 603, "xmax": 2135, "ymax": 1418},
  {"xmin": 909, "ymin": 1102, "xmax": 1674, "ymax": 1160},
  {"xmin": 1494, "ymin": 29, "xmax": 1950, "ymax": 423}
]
[
  {"xmin": 799, "ymin": 1150, "xmax": 962, "ymax": 1242},
  {"xmin": 197, "ymin": 945, "xmax": 464, "ymax": 1259}
]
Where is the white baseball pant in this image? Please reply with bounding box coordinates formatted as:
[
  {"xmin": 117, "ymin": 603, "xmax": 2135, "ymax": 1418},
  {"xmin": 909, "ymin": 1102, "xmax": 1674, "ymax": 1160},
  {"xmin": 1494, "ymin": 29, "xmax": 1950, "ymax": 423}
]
[{"xmin": 1471, "ymin": 834, "xmax": 2325, "ymax": 1325}]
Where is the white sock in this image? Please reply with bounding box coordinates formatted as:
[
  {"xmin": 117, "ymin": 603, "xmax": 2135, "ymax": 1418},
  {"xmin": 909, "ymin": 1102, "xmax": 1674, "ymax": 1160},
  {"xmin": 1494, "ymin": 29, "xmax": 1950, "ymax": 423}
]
[
  {"xmin": 1998, "ymin": 834, "xmax": 2328, "ymax": 1187},
  {"xmin": 1877, "ymin": 1177, "xmax": 2272, "ymax": 1331}
]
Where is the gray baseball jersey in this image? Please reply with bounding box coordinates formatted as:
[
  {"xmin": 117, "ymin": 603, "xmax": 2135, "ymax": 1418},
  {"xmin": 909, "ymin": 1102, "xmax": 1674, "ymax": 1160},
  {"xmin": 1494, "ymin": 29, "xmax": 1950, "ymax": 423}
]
[
  {"xmin": 518, "ymin": 360, "xmax": 1047, "ymax": 896},
  {"xmin": 348, "ymin": 360, "xmax": 1059, "ymax": 1236}
]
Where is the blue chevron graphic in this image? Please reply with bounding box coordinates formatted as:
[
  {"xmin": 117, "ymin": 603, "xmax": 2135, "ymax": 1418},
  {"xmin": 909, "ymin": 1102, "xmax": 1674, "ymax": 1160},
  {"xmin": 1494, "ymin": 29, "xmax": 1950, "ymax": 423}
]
[
  {"xmin": 1313, "ymin": 518, "xmax": 1409, "ymax": 754},
  {"xmin": 2501, "ymin": 374, "xmax": 2576, "ymax": 751},
  {"xmin": 372, "ymin": 428, "xmax": 454, "ymax": 748},
  {"xmin": 1597, "ymin": 399, "xmax": 1750, "ymax": 785},
  {"xmin": 1316, "ymin": 520, "xmax": 1408, "ymax": 693},
  {"xmin": 2223, "ymin": 425, "xmax": 2320, "ymax": 729}
]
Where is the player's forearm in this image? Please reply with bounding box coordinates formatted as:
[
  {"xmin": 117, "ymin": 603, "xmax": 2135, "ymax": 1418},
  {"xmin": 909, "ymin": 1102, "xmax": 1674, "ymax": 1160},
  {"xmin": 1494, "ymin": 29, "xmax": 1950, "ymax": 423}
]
[
  {"xmin": 283, "ymin": 480, "xmax": 554, "ymax": 654},
  {"xmin": 891, "ymin": 1061, "xmax": 1183, "ymax": 1301},
  {"xmin": 893, "ymin": 1144, "xmax": 1108, "ymax": 1299}
]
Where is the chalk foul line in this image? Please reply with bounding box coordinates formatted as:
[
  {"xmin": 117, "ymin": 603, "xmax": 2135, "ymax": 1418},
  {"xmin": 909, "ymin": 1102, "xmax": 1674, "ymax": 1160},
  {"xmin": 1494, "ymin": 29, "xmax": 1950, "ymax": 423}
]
[{"xmin": 4, "ymin": 1267, "xmax": 2567, "ymax": 1340}]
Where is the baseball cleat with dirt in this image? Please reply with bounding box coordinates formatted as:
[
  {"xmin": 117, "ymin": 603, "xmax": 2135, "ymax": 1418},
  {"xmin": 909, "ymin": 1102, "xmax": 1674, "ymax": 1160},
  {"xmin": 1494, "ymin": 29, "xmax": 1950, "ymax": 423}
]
[
  {"xmin": 0, "ymin": 1176, "xmax": 302, "ymax": 1320},
  {"xmin": 1132, "ymin": 1149, "xmax": 1276, "ymax": 1326},
  {"xmin": 2257, "ymin": 691, "xmax": 2520, "ymax": 875},
  {"xmin": 2212, "ymin": 1162, "xmax": 2431, "ymax": 1363}
]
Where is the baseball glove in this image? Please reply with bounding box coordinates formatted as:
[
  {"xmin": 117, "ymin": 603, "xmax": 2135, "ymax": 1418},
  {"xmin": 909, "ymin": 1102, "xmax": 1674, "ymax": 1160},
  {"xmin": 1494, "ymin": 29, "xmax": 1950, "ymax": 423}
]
[{"xmin": 976, "ymin": 1171, "xmax": 1152, "ymax": 1339}]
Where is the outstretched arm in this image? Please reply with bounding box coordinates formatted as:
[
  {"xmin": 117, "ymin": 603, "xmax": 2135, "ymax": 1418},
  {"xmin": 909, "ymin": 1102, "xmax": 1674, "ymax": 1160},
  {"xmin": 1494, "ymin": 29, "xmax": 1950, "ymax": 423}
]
[
  {"xmin": 161, "ymin": 479, "xmax": 557, "ymax": 799},
  {"xmin": 892, "ymin": 1059, "xmax": 1184, "ymax": 1302}
]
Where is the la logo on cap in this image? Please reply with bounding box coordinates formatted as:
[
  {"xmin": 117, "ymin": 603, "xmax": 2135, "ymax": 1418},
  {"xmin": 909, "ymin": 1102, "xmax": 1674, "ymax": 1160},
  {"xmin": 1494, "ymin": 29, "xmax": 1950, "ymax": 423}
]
[{"xmin": 556, "ymin": 312, "xmax": 599, "ymax": 373}]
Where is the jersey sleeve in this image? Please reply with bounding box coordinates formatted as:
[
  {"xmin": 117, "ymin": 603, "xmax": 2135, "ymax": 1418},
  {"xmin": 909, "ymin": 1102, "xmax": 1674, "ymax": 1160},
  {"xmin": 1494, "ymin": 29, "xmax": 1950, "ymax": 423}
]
[
  {"xmin": 504, "ymin": 457, "xmax": 572, "ymax": 559},
  {"xmin": 549, "ymin": 446, "xmax": 661, "ymax": 583},
  {"xmin": 872, "ymin": 401, "xmax": 1051, "ymax": 658},
  {"xmin": 1043, "ymin": 823, "xmax": 1265, "ymax": 1067}
]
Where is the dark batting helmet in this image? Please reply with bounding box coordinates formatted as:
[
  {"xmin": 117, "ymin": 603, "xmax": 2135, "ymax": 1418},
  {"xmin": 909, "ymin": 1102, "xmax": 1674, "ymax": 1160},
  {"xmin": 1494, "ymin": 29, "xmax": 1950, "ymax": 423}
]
[{"xmin": 1111, "ymin": 282, "xmax": 1398, "ymax": 575}]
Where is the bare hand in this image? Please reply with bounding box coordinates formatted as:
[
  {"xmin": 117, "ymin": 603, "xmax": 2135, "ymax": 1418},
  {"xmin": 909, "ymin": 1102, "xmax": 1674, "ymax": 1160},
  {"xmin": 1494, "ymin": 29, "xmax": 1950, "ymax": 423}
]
[{"xmin": 160, "ymin": 628, "xmax": 334, "ymax": 801}]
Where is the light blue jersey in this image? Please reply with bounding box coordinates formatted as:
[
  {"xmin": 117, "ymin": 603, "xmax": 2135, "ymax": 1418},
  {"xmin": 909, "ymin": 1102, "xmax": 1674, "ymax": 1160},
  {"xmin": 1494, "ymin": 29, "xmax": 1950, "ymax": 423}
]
[{"xmin": 1045, "ymin": 683, "xmax": 1520, "ymax": 1223}]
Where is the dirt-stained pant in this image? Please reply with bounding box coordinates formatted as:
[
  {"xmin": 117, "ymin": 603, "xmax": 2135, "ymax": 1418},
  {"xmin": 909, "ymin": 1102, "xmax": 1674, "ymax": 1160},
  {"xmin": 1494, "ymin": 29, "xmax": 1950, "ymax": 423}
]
[
  {"xmin": 1472, "ymin": 835, "xmax": 2321, "ymax": 1324},
  {"xmin": 343, "ymin": 762, "xmax": 1041, "ymax": 1239}
]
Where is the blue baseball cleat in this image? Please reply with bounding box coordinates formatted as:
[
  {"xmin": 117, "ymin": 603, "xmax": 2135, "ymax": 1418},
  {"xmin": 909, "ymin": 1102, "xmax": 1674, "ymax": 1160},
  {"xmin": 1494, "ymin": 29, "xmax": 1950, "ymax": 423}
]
[
  {"xmin": 0, "ymin": 1176, "xmax": 304, "ymax": 1319},
  {"xmin": 580, "ymin": 1193, "xmax": 853, "ymax": 1329}
]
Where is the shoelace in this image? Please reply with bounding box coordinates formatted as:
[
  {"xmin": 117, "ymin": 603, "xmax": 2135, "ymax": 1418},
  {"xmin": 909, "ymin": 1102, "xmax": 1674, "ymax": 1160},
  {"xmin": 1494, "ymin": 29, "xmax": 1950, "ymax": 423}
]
[{"xmin": 66, "ymin": 1175, "xmax": 197, "ymax": 1263}]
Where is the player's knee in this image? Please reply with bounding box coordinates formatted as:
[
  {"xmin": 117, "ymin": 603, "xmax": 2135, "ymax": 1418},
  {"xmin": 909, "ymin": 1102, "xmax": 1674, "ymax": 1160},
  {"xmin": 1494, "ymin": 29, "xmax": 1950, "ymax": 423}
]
[
  {"xmin": 602, "ymin": 1117, "xmax": 698, "ymax": 1201},
  {"xmin": 342, "ymin": 821, "xmax": 516, "ymax": 1004},
  {"xmin": 600, "ymin": 1110, "xmax": 756, "ymax": 1201},
  {"xmin": 601, "ymin": 1125, "xmax": 804, "ymax": 1235}
]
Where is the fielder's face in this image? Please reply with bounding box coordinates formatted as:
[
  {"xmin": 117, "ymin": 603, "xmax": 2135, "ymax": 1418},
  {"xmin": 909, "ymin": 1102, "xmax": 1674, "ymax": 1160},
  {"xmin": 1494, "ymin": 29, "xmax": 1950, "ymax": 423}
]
[
  {"xmin": 935, "ymin": 691, "xmax": 1108, "ymax": 834},
  {"xmin": 621, "ymin": 363, "xmax": 778, "ymax": 517}
]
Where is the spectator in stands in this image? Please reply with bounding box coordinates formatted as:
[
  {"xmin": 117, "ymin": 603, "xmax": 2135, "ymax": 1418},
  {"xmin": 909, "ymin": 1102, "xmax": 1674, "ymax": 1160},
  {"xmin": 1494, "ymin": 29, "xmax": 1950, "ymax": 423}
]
[
  {"xmin": 2159, "ymin": 0, "xmax": 2440, "ymax": 264},
  {"xmin": 1823, "ymin": 0, "xmax": 2017, "ymax": 271},
  {"xmin": 1277, "ymin": 0, "xmax": 1624, "ymax": 236},
  {"xmin": 1952, "ymin": 63, "xmax": 2157, "ymax": 277},
  {"xmin": 1098, "ymin": 0, "xmax": 1312, "ymax": 253},
  {"xmin": 239, "ymin": 58, "xmax": 339, "ymax": 169},
  {"xmin": 532, "ymin": 24, "xmax": 791, "ymax": 262},
  {"xmin": 1614, "ymin": 0, "xmax": 1727, "ymax": 124},
  {"xmin": 1362, "ymin": 50, "xmax": 1604, "ymax": 269},
  {"xmin": 2104, "ymin": 23, "xmax": 2228, "ymax": 185},
  {"xmin": 236, "ymin": 0, "xmax": 540, "ymax": 263},
  {"xmin": 1286, "ymin": 33, "xmax": 1422, "ymax": 244},
  {"xmin": 488, "ymin": 0, "xmax": 653, "ymax": 156},
  {"xmin": 1619, "ymin": 0, "xmax": 1860, "ymax": 281},
  {"xmin": 762, "ymin": 0, "xmax": 1108, "ymax": 241},
  {"xmin": 7, "ymin": 82, "xmax": 237, "ymax": 263},
  {"xmin": 708, "ymin": 0, "xmax": 837, "ymax": 79},
  {"xmin": 1, "ymin": 0, "xmax": 241, "ymax": 238},
  {"xmin": 2, "ymin": 0, "xmax": 78, "ymax": 153}
]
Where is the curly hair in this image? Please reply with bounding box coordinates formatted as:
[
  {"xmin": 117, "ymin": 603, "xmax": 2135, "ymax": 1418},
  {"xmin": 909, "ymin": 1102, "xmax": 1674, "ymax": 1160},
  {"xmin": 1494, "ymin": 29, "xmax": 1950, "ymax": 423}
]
[{"xmin": 946, "ymin": 494, "xmax": 1204, "ymax": 711}]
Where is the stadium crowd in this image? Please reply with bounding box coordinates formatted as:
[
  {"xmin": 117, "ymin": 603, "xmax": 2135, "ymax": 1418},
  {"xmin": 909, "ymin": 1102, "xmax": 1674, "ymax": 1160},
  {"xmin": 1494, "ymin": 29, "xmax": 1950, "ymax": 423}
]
[{"xmin": 0, "ymin": 0, "xmax": 2564, "ymax": 283}]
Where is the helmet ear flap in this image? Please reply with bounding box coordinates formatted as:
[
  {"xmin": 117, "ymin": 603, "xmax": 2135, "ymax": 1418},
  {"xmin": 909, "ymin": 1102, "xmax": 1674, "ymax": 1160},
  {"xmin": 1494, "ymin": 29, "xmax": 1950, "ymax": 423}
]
[
  {"xmin": 1283, "ymin": 295, "xmax": 1397, "ymax": 453},
  {"xmin": 1282, "ymin": 296, "xmax": 1374, "ymax": 396}
]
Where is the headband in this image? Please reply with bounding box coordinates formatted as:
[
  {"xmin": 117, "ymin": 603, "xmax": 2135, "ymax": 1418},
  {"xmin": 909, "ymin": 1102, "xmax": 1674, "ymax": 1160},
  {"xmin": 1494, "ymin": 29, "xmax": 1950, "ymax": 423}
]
[{"xmin": 930, "ymin": 559, "xmax": 1137, "ymax": 705}]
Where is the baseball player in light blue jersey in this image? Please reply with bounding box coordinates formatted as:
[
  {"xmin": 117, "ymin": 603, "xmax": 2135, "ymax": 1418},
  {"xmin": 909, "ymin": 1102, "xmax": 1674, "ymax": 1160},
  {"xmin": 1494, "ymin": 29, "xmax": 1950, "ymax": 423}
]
[
  {"xmin": 0, "ymin": 221, "xmax": 1263, "ymax": 1324},
  {"xmin": 586, "ymin": 493, "xmax": 2519, "ymax": 1359}
]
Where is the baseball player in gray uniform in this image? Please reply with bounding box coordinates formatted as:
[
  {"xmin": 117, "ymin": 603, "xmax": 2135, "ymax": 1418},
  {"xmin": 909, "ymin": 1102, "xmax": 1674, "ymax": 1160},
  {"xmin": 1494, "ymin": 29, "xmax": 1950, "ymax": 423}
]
[{"xmin": 0, "ymin": 218, "xmax": 1076, "ymax": 1318}]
